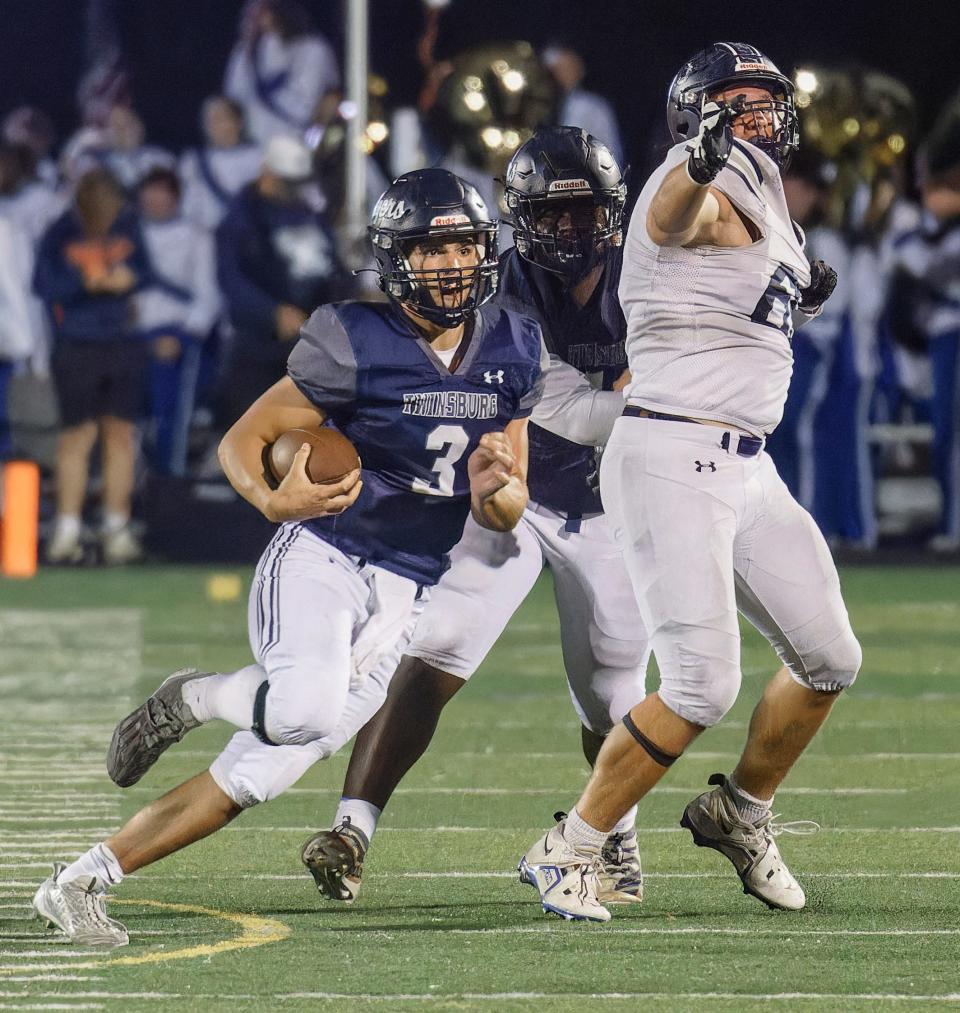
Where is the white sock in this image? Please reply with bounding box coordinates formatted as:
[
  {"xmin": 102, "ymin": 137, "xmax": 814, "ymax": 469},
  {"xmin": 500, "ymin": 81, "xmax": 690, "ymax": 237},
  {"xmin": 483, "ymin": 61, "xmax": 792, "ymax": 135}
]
[
  {"xmin": 334, "ymin": 797, "xmax": 381, "ymax": 843},
  {"xmin": 183, "ymin": 663, "xmax": 265, "ymax": 728},
  {"xmin": 562, "ymin": 806, "xmax": 608, "ymax": 852},
  {"xmin": 610, "ymin": 805, "xmax": 638, "ymax": 837},
  {"xmin": 727, "ymin": 774, "xmax": 773, "ymax": 825},
  {"xmin": 54, "ymin": 514, "xmax": 81, "ymax": 540},
  {"xmin": 58, "ymin": 843, "xmax": 124, "ymax": 891},
  {"xmin": 102, "ymin": 511, "xmax": 129, "ymax": 534}
]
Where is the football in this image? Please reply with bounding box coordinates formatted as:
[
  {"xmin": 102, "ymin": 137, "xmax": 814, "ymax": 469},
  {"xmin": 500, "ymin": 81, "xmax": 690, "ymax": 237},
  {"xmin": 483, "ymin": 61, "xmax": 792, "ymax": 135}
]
[{"xmin": 267, "ymin": 426, "xmax": 360, "ymax": 486}]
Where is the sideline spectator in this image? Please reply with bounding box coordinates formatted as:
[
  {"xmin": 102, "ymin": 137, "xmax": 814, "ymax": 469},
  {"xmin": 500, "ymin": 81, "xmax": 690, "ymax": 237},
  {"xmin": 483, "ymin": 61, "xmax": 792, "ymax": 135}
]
[
  {"xmin": 224, "ymin": 0, "xmax": 340, "ymax": 145},
  {"xmin": 33, "ymin": 169, "xmax": 153, "ymax": 565},
  {"xmin": 216, "ymin": 134, "xmax": 350, "ymax": 423},
  {"xmin": 102, "ymin": 105, "xmax": 175, "ymax": 191},
  {"xmin": 767, "ymin": 152, "xmax": 851, "ymax": 512},
  {"xmin": 180, "ymin": 96, "xmax": 261, "ymax": 231},
  {"xmin": 0, "ymin": 143, "xmax": 64, "ymax": 247},
  {"xmin": 888, "ymin": 166, "xmax": 960, "ymax": 550},
  {"xmin": 2, "ymin": 106, "xmax": 59, "ymax": 188},
  {"xmin": 542, "ymin": 42, "xmax": 624, "ymax": 166},
  {"xmin": 0, "ymin": 216, "xmax": 34, "ymax": 457},
  {"xmin": 136, "ymin": 168, "xmax": 220, "ymax": 474}
]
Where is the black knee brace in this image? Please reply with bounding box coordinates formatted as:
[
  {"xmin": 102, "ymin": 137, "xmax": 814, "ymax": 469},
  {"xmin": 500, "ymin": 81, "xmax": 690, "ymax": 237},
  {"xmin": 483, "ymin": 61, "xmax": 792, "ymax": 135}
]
[
  {"xmin": 623, "ymin": 713, "xmax": 680, "ymax": 767},
  {"xmin": 251, "ymin": 680, "xmax": 279, "ymax": 746}
]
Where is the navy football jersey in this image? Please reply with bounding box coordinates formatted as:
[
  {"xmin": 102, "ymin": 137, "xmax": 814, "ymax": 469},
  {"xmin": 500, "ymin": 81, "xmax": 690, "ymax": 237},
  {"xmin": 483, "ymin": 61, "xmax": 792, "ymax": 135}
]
[
  {"xmin": 286, "ymin": 300, "xmax": 543, "ymax": 585},
  {"xmin": 496, "ymin": 246, "xmax": 627, "ymax": 515}
]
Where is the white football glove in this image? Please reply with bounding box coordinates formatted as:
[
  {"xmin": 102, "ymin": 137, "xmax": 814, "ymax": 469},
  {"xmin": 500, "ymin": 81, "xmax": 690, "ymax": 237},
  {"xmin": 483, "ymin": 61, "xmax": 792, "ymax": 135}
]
[{"xmin": 687, "ymin": 95, "xmax": 744, "ymax": 185}]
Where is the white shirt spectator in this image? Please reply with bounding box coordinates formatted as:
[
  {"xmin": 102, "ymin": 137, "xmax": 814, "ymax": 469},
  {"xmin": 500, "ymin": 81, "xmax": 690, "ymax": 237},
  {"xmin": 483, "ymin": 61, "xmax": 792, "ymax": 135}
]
[
  {"xmin": 224, "ymin": 29, "xmax": 339, "ymax": 144},
  {"xmin": 559, "ymin": 89, "xmax": 624, "ymax": 167},
  {"xmin": 137, "ymin": 217, "xmax": 221, "ymax": 339},
  {"xmin": 180, "ymin": 144, "xmax": 262, "ymax": 230},
  {"xmin": 0, "ymin": 216, "xmax": 36, "ymax": 363},
  {"xmin": 0, "ymin": 178, "xmax": 65, "ymax": 248}
]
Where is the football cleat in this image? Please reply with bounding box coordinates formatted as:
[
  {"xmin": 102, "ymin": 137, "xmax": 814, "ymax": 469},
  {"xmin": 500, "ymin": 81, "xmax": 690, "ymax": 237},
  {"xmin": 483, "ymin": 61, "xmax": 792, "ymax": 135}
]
[
  {"xmin": 598, "ymin": 829, "xmax": 644, "ymax": 904},
  {"xmin": 518, "ymin": 816, "xmax": 611, "ymax": 923},
  {"xmin": 681, "ymin": 773, "xmax": 815, "ymax": 911},
  {"xmin": 33, "ymin": 863, "xmax": 129, "ymax": 947},
  {"xmin": 106, "ymin": 668, "xmax": 206, "ymax": 787},
  {"xmin": 301, "ymin": 819, "xmax": 369, "ymax": 903}
]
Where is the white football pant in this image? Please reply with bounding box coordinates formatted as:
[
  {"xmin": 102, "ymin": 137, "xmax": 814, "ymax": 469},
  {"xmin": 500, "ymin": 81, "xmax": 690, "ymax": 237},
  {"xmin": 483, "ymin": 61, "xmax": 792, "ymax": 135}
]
[
  {"xmin": 600, "ymin": 417, "xmax": 862, "ymax": 728},
  {"xmin": 406, "ymin": 502, "xmax": 650, "ymax": 734},
  {"xmin": 209, "ymin": 524, "xmax": 426, "ymax": 809}
]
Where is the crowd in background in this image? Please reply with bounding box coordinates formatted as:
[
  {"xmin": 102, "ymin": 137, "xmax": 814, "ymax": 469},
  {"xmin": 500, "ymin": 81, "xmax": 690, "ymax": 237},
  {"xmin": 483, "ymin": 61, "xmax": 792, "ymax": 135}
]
[{"xmin": 0, "ymin": 0, "xmax": 959, "ymax": 564}]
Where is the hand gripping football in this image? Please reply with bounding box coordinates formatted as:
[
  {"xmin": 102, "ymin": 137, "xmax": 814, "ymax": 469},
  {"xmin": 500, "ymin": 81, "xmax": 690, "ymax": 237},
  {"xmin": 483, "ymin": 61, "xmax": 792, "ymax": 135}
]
[{"xmin": 267, "ymin": 426, "xmax": 360, "ymax": 485}]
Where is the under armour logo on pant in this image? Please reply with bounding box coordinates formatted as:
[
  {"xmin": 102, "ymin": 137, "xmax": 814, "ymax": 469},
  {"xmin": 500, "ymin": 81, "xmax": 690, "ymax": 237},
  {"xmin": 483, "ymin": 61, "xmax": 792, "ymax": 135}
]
[{"xmin": 695, "ymin": 460, "xmax": 717, "ymax": 472}]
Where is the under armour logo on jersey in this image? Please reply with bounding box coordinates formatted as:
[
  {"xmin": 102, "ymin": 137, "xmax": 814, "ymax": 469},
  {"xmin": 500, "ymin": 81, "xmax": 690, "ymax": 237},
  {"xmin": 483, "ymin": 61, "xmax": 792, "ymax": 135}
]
[
  {"xmin": 695, "ymin": 460, "xmax": 717, "ymax": 472},
  {"xmin": 483, "ymin": 369, "xmax": 505, "ymax": 384}
]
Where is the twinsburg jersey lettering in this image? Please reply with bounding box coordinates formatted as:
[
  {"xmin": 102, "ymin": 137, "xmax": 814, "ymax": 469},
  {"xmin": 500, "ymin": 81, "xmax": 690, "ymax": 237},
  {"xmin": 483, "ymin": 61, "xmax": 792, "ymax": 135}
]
[{"xmin": 401, "ymin": 391, "xmax": 499, "ymax": 419}]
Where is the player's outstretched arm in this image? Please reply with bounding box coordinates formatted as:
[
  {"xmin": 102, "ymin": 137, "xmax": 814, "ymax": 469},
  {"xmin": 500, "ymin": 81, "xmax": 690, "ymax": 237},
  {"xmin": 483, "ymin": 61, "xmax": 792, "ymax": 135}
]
[
  {"xmin": 218, "ymin": 376, "xmax": 362, "ymax": 523},
  {"xmin": 468, "ymin": 419, "xmax": 529, "ymax": 532},
  {"xmin": 531, "ymin": 354, "xmax": 626, "ymax": 447}
]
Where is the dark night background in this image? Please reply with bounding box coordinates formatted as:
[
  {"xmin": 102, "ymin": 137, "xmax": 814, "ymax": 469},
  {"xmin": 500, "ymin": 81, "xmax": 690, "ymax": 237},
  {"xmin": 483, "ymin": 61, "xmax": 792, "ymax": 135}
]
[{"xmin": 1, "ymin": 0, "xmax": 956, "ymax": 171}]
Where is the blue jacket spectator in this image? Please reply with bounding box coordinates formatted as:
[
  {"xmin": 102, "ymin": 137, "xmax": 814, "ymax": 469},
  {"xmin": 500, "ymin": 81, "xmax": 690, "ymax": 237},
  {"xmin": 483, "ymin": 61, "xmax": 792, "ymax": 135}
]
[
  {"xmin": 215, "ymin": 134, "xmax": 350, "ymax": 421},
  {"xmin": 34, "ymin": 200, "xmax": 151, "ymax": 344}
]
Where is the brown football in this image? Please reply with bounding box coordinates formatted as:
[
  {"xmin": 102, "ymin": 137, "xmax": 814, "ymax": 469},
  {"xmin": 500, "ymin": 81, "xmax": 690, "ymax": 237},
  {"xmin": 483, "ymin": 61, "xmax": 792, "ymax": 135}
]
[{"xmin": 267, "ymin": 426, "xmax": 360, "ymax": 486}]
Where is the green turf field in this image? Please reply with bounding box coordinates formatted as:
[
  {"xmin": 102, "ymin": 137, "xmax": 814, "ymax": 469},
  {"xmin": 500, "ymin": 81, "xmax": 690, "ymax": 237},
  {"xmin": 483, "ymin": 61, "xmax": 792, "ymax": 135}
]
[{"xmin": 1, "ymin": 565, "xmax": 959, "ymax": 1011}]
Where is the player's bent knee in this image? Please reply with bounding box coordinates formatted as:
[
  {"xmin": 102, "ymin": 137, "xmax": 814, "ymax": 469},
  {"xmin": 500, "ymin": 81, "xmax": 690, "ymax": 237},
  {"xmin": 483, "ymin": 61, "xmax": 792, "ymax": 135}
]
[
  {"xmin": 791, "ymin": 628, "xmax": 862, "ymax": 693},
  {"xmin": 658, "ymin": 654, "xmax": 741, "ymax": 728},
  {"xmin": 260, "ymin": 688, "xmax": 345, "ymax": 745}
]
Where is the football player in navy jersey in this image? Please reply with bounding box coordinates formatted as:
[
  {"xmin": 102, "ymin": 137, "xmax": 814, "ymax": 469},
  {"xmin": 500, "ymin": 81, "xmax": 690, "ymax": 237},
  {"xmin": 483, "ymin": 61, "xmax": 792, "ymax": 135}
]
[
  {"xmin": 300, "ymin": 128, "xmax": 651, "ymax": 907},
  {"xmin": 32, "ymin": 169, "xmax": 543, "ymax": 947}
]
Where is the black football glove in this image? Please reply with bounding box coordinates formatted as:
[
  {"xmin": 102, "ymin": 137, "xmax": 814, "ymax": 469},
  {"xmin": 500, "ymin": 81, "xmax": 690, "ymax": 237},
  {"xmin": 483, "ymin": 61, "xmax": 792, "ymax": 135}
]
[
  {"xmin": 686, "ymin": 96, "xmax": 744, "ymax": 185},
  {"xmin": 798, "ymin": 259, "xmax": 838, "ymax": 314}
]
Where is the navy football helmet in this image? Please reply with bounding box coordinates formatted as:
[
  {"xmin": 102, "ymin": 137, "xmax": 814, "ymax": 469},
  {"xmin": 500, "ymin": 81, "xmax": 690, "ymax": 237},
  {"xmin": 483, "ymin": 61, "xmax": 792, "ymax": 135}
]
[
  {"xmin": 667, "ymin": 42, "xmax": 799, "ymax": 167},
  {"xmin": 369, "ymin": 168, "xmax": 498, "ymax": 327},
  {"xmin": 504, "ymin": 126, "xmax": 626, "ymax": 278}
]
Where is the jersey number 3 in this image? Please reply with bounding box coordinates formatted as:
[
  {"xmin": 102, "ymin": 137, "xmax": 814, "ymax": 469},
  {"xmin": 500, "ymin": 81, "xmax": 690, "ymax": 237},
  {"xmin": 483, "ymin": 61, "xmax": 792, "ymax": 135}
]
[{"xmin": 412, "ymin": 424, "xmax": 469, "ymax": 497}]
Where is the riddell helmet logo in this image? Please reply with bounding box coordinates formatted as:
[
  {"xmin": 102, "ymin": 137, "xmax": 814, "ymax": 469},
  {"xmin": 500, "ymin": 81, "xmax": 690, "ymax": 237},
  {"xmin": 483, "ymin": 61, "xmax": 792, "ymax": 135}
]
[
  {"xmin": 735, "ymin": 61, "xmax": 768, "ymax": 72},
  {"xmin": 430, "ymin": 213, "xmax": 471, "ymax": 227},
  {"xmin": 548, "ymin": 178, "xmax": 591, "ymax": 193}
]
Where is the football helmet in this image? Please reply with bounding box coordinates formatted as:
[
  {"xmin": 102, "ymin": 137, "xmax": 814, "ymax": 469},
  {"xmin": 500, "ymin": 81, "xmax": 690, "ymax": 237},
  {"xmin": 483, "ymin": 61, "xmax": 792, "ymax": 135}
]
[
  {"xmin": 369, "ymin": 167, "xmax": 498, "ymax": 328},
  {"xmin": 667, "ymin": 42, "xmax": 799, "ymax": 167},
  {"xmin": 504, "ymin": 126, "xmax": 626, "ymax": 278}
]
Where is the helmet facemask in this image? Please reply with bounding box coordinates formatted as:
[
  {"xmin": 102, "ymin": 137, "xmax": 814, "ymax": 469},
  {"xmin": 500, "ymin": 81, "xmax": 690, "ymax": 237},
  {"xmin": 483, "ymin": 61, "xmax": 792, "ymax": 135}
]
[
  {"xmin": 372, "ymin": 226, "xmax": 499, "ymax": 328},
  {"xmin": 510, "ymin": 193, "xmax": 624, "ymax": 280},
  {"xmin": 714, "ymin": 82, "xmax": 799, "ymax": 167}
]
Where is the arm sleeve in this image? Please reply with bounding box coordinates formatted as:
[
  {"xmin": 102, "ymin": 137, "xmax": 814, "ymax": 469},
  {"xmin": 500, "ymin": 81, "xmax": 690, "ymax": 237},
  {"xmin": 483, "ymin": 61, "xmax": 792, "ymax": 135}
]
[
  {"xmin": 32, "ymin": 225, "xmax": 86, "ymax": 306},
  {"xmin": 0, "ymin": 221, "xmax": 34, "ymax": 360},
  {"xmin": 530, "ymin": 346, "xmax": 625, "ymax": 445},
  {"xmin": 183, "ymin": 228, "xmax": 222, "ymax": 337},
  {"xmin": 286, "ymin": 304, "xmax": 358, "ymax": 409}
]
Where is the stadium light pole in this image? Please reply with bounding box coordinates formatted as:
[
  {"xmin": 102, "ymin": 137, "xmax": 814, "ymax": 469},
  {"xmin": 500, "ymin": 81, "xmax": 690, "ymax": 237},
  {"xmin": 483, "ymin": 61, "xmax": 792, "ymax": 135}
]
[{"xmin": 343, "ymin": 0, "xmax": 369, "ymax": 269}]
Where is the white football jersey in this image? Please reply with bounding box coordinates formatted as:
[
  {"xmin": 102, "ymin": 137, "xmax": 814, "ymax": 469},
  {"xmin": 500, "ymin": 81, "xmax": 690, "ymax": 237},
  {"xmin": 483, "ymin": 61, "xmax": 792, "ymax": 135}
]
[{"xmin": 619, "ymin": 139, "xmax": 813, "ymax": 436}]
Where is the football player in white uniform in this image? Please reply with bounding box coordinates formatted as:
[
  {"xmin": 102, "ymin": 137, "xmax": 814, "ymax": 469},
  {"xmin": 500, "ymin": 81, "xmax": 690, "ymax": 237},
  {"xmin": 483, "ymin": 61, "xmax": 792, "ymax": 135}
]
[{"xmin": 520, "ymin": 42, "xmax": 862, "ymax": 922}]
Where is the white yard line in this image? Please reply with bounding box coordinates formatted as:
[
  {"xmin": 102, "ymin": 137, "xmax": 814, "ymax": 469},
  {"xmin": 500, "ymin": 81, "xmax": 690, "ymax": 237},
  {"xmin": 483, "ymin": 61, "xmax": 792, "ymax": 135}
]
[
  {"xmin": 140, "ymin": 870, "xmax": 960, "ymax": 882},
  {"xmin": 281, "ymin": 786, "xmax": 907, "ymax": 796},
  {"xmin": 218, "ymin": 825, "xmax": 960, "ymax": 834}
]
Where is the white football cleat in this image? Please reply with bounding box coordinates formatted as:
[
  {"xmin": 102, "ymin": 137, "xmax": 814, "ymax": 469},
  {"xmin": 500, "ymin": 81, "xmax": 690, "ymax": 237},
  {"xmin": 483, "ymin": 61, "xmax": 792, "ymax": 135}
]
[
  {"xmin": 518, "ymin": 818, "xmax": 611, "ymax": 923},
  {"xmin": 33, "ymin": 863, "xmax": 129, "ymax": 947},
  {"xmin": 681, "ymin": 773, "xmax": 815, "ymax": 911},
  {"xmin": 598, "ymin": 829, "xmax": 644, "ymax": 904}
]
